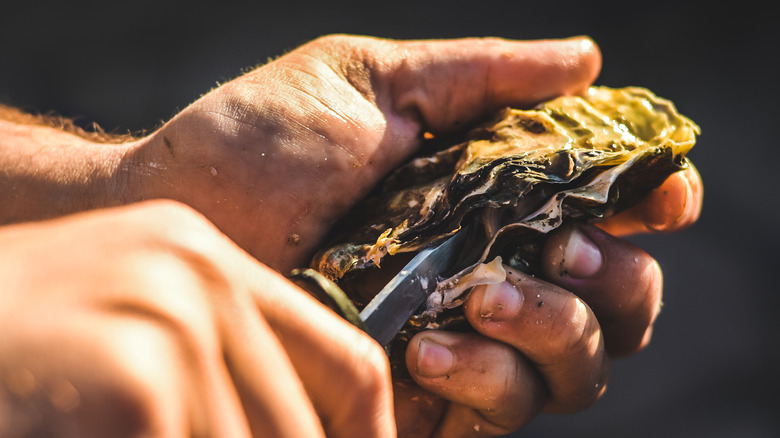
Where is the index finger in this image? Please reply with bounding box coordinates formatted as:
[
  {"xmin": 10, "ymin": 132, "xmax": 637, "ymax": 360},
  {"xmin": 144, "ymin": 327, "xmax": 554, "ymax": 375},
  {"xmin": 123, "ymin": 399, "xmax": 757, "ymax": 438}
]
[{"xmin": 242, "ymin": 264, "xmax": 397, "ymax": 438}]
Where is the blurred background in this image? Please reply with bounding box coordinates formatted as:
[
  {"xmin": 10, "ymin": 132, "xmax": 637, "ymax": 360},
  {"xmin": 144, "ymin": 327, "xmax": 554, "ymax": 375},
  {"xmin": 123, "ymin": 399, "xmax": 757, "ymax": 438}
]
[{"xmin": 2, "ymin": 0, "xmax": 777, "ymax": 436}]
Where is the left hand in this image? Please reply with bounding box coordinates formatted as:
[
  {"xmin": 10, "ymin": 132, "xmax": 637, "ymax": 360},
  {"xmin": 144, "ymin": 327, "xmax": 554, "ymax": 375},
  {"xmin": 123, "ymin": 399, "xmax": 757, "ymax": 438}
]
[{"xmin": 121, "ymin": 34, "xmax": 601, "ymax": 273}]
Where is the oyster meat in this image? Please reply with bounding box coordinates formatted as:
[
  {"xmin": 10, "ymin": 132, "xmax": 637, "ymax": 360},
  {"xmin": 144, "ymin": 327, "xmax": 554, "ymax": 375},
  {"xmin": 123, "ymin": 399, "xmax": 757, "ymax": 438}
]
[{"xmin": 311, "ymin": 86, "xmax": 699, "ymax": 338}]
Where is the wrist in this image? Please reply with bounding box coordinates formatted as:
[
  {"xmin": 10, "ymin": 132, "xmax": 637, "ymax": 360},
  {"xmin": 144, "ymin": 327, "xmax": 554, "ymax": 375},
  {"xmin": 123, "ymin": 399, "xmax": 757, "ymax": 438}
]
[{"xmin": 0, "ymin": 116, "xmax": 136, "ymax": 223}]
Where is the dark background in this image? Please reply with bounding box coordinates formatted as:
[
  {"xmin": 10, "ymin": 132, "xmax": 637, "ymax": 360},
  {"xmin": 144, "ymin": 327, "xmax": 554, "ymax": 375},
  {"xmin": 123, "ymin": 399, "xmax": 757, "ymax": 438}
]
[{"xmin": 2, "ymin": 1, "xmax": 777, "ymax": 436}]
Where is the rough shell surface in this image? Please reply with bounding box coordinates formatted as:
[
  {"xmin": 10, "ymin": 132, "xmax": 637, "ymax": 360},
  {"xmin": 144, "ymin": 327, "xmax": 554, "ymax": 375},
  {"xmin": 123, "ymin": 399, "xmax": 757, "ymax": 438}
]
[{"xmin": 313, "ymin": 86, "xmax": 699, "ymax": 296}]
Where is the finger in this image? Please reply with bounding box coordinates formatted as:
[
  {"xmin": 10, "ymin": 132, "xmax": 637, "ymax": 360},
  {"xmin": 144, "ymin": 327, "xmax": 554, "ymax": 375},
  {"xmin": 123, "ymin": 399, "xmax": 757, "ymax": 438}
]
[
  {"xmin": 463, "ymin": 269, "xmax": 609, "ymax": 414},
  {"xmin": 393, "ymin": 380, "xmax": 446, "ymax": 438},
  {"xmin": 105, "ymin": 249, "xmax": 325, "ymax": 438},
  {"xmin": 244, "ymin": 264, "xmax": 396, "ymax": 438},
  {"xmin": 405, "ymin": 330, "xmax": 547, "ymax": 436},
  {"xmin": 216, "ymin": 291, "xmax": 329, "ymax": 438},
  {"xmin": 541, "ymin": 224, "xmax": 664, "ymax": 356},
  {"xmin": 435, "ymin": 403, "xmax": 528, "ymax": 438},
  {"xmin": 598, "ymin": 164, "xmax": 703, "ymax": 237},
  {"xmin": 384, "ymin": 36, "xmax": 602, "ymax": 132},
  {"xmin": 0, "ymin": 313, "xmax": 199, "ymax": 438},
  {"xmin": 102, "ymin": 200, "xmax": 395, "ymax": 437}
]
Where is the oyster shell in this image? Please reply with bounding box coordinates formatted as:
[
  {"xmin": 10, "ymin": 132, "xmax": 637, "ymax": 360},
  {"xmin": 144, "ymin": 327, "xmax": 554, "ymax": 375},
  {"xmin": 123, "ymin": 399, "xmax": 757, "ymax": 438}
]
[{"xmin": 311, "ymin": 86, "xmax": 699, "ymax": 333}]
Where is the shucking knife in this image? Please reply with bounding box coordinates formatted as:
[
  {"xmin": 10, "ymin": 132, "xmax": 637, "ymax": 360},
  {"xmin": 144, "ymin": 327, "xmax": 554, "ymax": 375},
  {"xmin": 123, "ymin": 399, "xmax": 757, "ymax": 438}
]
[
  {"xmin": 289, "ymin": 228, "xmax": 469, "ymax": 347},
  {"xmin": 358, "ymin": 229, "xmax": 468, "ymax": 346}
]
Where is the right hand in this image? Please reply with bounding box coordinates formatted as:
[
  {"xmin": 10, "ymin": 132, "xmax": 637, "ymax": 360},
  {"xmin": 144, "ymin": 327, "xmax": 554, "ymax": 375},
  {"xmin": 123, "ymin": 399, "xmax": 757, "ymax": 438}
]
[
  {"xmin": 396, "ymin": 165, "xmax": 702, "ymax": 437},
  {"xmin": 0, "ymin": 200, "xmax": 395, "ymax": 438}
]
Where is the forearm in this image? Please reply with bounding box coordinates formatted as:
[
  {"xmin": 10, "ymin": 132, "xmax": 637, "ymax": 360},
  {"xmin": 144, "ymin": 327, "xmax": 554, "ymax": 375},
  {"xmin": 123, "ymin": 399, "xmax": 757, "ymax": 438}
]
[{"xmin": 0, "ymin": 106, "xmax": 133, "ymax": 224}]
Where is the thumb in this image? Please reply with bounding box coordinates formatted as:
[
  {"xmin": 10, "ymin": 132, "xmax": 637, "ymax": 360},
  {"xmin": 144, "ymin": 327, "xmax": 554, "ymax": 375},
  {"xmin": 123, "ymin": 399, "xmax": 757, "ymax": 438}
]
[{"xmin": 380, "ymin": 36, "xmax": 602, "ymax": 132}]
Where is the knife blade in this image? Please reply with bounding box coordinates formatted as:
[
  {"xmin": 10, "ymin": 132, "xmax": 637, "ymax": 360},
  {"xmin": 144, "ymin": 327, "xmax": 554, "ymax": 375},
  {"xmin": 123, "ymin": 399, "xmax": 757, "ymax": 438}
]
[{"xmin": 359, "ymin": 229, "xmax": 468, "ymax": 346}]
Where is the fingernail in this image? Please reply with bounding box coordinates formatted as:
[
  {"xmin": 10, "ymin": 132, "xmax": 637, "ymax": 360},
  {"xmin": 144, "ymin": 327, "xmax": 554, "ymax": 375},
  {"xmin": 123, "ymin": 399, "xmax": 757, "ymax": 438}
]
[
  {"xmin": 478, "ymin": 281, "xmax": 523, "ymax": 320},
  {"xmin": 416, "ymin": 335, "xmax": 454, "ymax": 378},
  {"xmin": 561, "ymin": 227, "xmax": 603, "ymax": 278}
]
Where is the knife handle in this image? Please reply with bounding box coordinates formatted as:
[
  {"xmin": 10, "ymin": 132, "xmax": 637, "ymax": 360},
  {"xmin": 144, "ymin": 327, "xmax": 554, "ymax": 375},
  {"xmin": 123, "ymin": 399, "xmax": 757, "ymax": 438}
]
[{"xmin": 288, "ymin": 268, "xmax": 367, "ymax": 331}]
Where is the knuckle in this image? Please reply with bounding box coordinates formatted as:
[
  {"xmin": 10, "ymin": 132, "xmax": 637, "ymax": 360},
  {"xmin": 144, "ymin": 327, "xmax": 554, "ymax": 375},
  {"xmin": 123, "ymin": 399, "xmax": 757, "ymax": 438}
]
[
  {"xmin": 545, "ymin": 362, "xmax": 609, "ymax": 414},
  {"xmin": 2, "ymin": 326, "xmax": 176, "ymax": 438},
  {"xmin": 301, "ymin": 34, "xmax": 363, "ymax": 59},
  {"xmin": 560, "ymin": 381, "xmax": 607, "ymax": 413},
  {"xmin": 122, "ymin": 202, "xmax": 232, "ymax": 280},
  {"xmin": 308, "ymin": 33, "xmax": 374, "ymax": 51},
  {"xmin": 99, "ymin": 327, "xmax": 183, "ymax": 431},
  {"xmin": 641, "ymin": 258, "xmax": 664, "ymax": 303},
  {"xmin": 310, "ymin": 33, "xmax": 353, "ymax": 47},
  {"xmin": 353, "ymin": 339, "xmax": 392, "ymax": 394},
  {"xmin": 480, "ymin": 351, "xmax": 532, "ymax": 414},
  {"xmin": 595, "ymin": 237, "xmax": 662, "ymax": 316},
  {"xmin": 67, "ymin": 323, "xmax": 183, "ymax": 436},
  {"xmin": 110, "ymin": 200, "xmax": 222, "ymax": 259},
  {"xmin": 325, "ymin": 335, "xmax": 393, "ymax": 432},
  {"xmin": 134, "ymin": 199, "xmax": 215, "ymax": 240},
  {"xmin": 544, "ymin": 298, "xmax": 598, "ymax": 360},
  {"xmin": 627, "ymin": 257, "xmax": 664, "ymax": 323},
  {"xmin": 132, "ymin": 198, "xmax": 202, "ymax": 222},
  {"xmin": 112, "ymin": 253, "xmax": 221, "ymax": 352},
  {"xmin": 301, "ymin": 34, "xmax": 385, "ymax": 78}
]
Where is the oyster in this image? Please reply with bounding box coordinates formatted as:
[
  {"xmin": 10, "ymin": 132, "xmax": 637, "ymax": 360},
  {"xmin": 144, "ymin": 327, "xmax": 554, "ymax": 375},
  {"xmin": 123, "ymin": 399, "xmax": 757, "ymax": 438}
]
[{"xmin": 310, "ymin": 86, "xmax": 699, "ymax": 343}]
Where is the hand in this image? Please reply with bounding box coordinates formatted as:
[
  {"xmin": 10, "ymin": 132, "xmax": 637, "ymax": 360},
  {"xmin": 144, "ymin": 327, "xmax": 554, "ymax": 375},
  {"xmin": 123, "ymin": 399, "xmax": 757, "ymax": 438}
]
[
  {"xmin": 119, "ymin": 34, "xmax": 704, "ymax": 436},
  {"xmin": 122, "ymin": 35, "xmax": 602, "ymax": 273},
  {"xmin": 0, "ymin": 33, "xmax": 702, "ymax": 437},
  {"xmin": 398, "ymin": 165, "xmax": 703, "ymax": 437},
  {"xmin": 0, "ymin": 200, "xmax": 394, "ymax": 438}
]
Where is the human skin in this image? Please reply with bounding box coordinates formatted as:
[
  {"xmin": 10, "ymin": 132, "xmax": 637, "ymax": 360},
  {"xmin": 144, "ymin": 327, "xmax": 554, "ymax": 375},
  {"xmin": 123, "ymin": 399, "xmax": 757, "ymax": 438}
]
[
  {"xmin": 0, "ymin": 35, "xmax": 702, "ymax": 437},
  {"xmin": 0, "ymin": 201, "xmax": 395, "ymax": 438}
]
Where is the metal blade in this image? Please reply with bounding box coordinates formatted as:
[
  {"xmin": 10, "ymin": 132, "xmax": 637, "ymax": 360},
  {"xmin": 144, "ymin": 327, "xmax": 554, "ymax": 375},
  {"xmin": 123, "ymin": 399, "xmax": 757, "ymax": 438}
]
[{"xmin": 359, "ymin": 230, "xmax": 467, "ymax": 346}]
